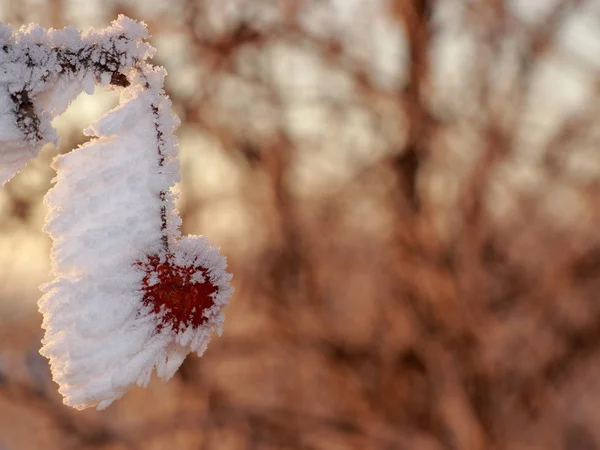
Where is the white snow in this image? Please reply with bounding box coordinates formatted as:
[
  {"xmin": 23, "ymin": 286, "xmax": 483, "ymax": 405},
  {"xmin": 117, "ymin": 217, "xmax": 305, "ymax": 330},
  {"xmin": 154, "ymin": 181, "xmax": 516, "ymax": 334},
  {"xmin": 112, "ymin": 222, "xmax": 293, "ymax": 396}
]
[{"xmin": 0, "ymin": 16, "xmax": 233, "ymax": 410}]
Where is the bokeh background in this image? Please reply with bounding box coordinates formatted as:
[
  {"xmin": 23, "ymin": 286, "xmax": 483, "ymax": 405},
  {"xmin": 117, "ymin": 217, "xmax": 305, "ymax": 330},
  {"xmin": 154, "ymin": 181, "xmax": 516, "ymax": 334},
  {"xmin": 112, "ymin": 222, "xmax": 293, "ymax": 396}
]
[{"xmin": 1, "ymin": 0, "xmax": 600, "ymax": 449}]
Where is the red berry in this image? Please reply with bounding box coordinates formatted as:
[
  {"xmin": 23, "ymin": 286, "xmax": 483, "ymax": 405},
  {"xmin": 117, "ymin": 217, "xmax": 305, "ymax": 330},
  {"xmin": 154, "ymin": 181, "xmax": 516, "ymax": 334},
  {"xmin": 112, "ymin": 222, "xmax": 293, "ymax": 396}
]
[{"xmin": 137, "ymin": 255, "xmax": 217, "ymax": 331}]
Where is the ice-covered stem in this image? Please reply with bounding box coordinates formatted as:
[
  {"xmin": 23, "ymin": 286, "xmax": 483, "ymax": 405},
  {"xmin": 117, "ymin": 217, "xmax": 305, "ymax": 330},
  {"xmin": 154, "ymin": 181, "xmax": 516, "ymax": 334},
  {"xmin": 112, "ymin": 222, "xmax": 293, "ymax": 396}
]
[
  {"xmin": 0, "ymin": 15, "xmax": 154, "ymax": 149},
  {"xmin": 152, "ymin": 100, "xmax": 169, "ymax": 252},
  {"xmin": 10, "ymin": 89, "xmax": 42, "ymax": 142},
  {"xmin": 136, "ymin": 65, "xmax": 180, "ymax": 252}
]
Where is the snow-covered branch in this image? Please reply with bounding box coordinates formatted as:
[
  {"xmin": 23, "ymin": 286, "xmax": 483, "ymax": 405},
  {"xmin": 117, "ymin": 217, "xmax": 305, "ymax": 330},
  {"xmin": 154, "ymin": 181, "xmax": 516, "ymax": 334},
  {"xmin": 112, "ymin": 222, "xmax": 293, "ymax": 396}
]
[{"xmin": 0, "ymin": 16, "xmax": 153, "ymax": 185}]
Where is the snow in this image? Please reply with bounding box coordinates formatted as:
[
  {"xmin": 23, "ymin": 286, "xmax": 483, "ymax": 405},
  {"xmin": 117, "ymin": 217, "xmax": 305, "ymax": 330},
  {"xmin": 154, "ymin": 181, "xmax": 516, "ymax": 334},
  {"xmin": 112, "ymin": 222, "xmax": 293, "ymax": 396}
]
[{"xmin": 0, "ymin": 16, "xmax": 233, "ymax": 410}]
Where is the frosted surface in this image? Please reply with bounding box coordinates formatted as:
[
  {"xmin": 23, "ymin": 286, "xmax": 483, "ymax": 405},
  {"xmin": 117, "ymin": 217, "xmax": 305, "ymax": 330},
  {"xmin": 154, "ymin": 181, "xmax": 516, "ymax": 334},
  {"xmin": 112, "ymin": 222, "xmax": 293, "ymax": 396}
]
[{"xmin": 0, "ymin": 17, "xmax": 233, "ymax": 410}]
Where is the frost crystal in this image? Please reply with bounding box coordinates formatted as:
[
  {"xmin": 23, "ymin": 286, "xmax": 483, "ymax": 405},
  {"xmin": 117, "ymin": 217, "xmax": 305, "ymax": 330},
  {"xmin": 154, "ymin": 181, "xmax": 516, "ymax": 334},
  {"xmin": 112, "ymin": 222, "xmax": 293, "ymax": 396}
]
[{"xmin": 0, "ymin": 17, "xmax": 238, "ymax": 410}]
